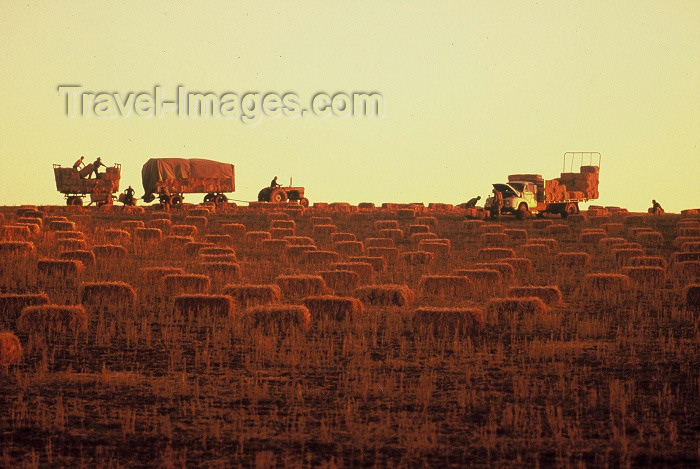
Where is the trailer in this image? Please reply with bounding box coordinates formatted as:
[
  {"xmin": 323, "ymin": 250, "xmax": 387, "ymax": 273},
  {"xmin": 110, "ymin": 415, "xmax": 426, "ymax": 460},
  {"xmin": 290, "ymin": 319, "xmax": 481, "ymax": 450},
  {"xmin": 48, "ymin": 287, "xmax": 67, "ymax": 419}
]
[
  {"xmin": 485, "ymin": 152, "xmax": 600, "ymax": 219},
  {"xmin": 141, "ymin": 158, "xmax": 235, "ymax": 206},
  {"xmin": 53, "ymin": 163, "xmax": 121, "ymax": 206}
]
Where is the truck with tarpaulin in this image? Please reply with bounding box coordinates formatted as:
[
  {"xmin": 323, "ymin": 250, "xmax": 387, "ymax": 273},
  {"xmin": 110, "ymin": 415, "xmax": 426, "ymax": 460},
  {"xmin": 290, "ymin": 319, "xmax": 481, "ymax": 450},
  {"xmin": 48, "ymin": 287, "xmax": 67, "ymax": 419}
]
[{"xmin": 141, "ymin": 158, "xmax": 235, "ymax": 206}]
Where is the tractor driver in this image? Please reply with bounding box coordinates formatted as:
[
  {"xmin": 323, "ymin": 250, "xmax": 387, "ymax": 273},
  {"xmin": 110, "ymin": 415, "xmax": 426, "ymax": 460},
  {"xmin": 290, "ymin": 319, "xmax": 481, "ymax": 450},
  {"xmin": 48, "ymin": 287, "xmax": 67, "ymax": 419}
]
[{"xmin": 270, "ymin": 176, "xmax": 281, "ymax": 188}]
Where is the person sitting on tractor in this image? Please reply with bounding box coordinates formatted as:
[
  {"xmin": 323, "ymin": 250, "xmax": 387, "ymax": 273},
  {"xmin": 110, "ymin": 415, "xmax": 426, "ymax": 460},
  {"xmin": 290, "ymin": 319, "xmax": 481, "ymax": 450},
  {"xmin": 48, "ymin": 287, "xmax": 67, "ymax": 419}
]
[
  {"xmin": 72, "ymin": 155, "xmax": 85, "ymax": 171},
  {"xmin": 270, "ymin": 176, "xmax": 281, "ymax": 188},
  {"xmin": 90, "ymin": 157, "xmax": 105, "ymax": 179},
  {"xmin": 465, "ymin": 195, "xmax": 481, "ymax": 208},
  {"xmin": 650, "ymin": 199, "xmax": 664, "ymax": 215},
  {"xmin": 123, "ymin": 186, "xmax": 135, "ymax": 207}
]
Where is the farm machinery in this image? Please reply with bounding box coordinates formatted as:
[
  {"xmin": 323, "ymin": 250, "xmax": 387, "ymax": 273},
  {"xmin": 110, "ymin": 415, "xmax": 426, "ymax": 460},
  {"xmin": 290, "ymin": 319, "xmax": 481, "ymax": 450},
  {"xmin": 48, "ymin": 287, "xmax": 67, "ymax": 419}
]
[
  {"xmin": 53, "ymin": 163, "xmax": 121, "ymax": 206},
  {"xmin": 141, "ymin": 158, "xmax": 235, "ymax": 206},
  {"xmin": 257, "ymin": 184, "xmax": 309, "ymax": 206},
  {"xmin": 485, "ymin": 152, "xmax": 600, "ymax": 219}
]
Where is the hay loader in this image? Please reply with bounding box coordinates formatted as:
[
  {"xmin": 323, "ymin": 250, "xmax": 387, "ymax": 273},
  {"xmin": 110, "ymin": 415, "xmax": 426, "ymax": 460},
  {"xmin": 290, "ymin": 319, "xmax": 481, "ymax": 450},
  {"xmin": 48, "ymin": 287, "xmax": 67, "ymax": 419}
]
[
  {"xmin": 485, "ymin": 152, "xmax": 600, "ymax": 219},
  {"xmin": 53, "ymin": 163, "xmax": 121, "ymax": 206}
]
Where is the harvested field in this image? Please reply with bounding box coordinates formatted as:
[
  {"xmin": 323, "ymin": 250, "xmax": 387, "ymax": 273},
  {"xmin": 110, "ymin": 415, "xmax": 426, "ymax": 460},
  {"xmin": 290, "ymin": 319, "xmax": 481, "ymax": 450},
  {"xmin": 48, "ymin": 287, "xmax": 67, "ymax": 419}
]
[{"xmin": 0, "ymin": 205, "xmax": 697, "ymax": 468}]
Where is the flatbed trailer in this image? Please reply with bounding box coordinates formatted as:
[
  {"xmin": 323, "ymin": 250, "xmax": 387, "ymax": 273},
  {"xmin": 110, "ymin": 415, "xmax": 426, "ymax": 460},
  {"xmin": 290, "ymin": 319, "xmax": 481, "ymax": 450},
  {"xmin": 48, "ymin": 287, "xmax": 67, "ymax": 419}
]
[{"xmin": 53, "ymin": 163, "xmax": 121, "ymax": 206}]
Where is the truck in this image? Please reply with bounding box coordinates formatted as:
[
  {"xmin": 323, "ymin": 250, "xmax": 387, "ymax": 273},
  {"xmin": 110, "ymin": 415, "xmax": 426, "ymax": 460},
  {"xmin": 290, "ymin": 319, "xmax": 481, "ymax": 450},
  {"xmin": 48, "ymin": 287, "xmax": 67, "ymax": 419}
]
[
  {"xmin": 485, "ymin": 152, "xmax": 600, "ymax": 219},
  {"xmin": 53, "ymin": 163, "xmax": 121, "ymax": 206},
  {"xmin": 141, "ymin": 158, "xmax": 235, "ymax": 206}
]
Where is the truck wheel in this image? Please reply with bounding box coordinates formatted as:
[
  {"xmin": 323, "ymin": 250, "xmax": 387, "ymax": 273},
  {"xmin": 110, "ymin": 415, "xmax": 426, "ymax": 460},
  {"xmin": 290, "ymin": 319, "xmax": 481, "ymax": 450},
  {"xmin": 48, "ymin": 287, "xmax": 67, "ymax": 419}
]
[
  {"xmin": 516, "ymin": 203, "xmax": 529, "ymax": 220},
  {"xmin": 203, "ymin": 193, "xmax": 216, "ymax": 203},
  {"xmin": 270, "ymin": 188, "xmax": 287, "ymax": 203},
  {"xmin": 169, "ymin": 194, "xmax": 183, "ymax": 207},
  {"xmin": 67, "ymin": 196, "xmax": 83, "ymax": 206},
  {"xmin": 215, "ymin": 194, "xmax": 228, "ymax": 204},
  {"xmin": 299, "ymin": 197, "xmax": 309, "ymax": 207}
]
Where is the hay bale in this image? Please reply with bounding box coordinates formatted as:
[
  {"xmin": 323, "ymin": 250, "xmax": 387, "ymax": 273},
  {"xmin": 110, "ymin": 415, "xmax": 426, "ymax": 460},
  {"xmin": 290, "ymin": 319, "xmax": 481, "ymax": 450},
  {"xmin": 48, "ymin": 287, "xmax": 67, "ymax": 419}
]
[
  {"xmin": 56, "ymin": 239, "xmax": 88, "ymax": 252},
  {"xmin": 545, "ymin": 224, "xmax": 571, "ymax": 236},
  {"xmin": 486, "ymin": 297, "xmax": 548, "ymax": 322},
  {"xmin": 452, "ymin": 268, "xmax": 502, "ymax": 285},
  {"xmin": 259, "ymin": 239, "xmax": 290, "ymax": 256},
  {"xmin": 672, "ymin": 252, "xmax": 700, "ymax": 264},
  {"xmin": 147, "ymin": 218, "xmax": 172, "ymax": 232},
  {"xmin": 284, "ymin": 236, "xmax": 316, "ymax": 247},
  {"xmin": 185, "ymin": 242, "xmax": 215, "ymax": 257},
  {"xmin": 681, "ymin": 241, "xmax": 700, "ymax": 252},
  {"xmin": 410, "ymin": 232, "xmax": 439, "ymax": 244},
  {"xmin": 184, "ymin": 216, "xmax": 208, "ymax": 228},
  {"xmin": 412, "ymin": 307, "xmax": 484, "ymax": 337},
  {"xmin": 365, "ymin": 237, "xmax": 395, "ymax": 248},
  {"xmin": 555, "ymin": 252, "xmax": 591, "ymax": 270},
  {"xmin": 408, "ymin": 224, "xmax": 431, "ymax": 235},
  {"xmin": 59, "ymin": 250, "xmax": 96, "ymax": 269},
  {"xmin": 171, "ymin": 224, "xmax": 199, "ymax": 237},
  {"xmin": 528, "ymin": 238, "xmax": 559, "ymax": 252},
  {"xmin": 134, "ymin": 227, "xmax": 163, "ymax": 243},
  {"xmin": 462, "ymin": 219, "xmax": 485, "ymax": 231},
  {"xmin": 612, "ymin": 248, "xmax": 646, "ymax": 265},
  {"xmin": 378, "ymin": 228, "xmax": 404, "ymax": 240},
  {"xmin": 275, "ymin": 275, "xmax": 329, "ymax": 301},
  {"xmin": 199, "ymin": 246, "xmax": 236, "ymax": 258},
  {"xmin": 319, "ymin": 270, "xmax": 360, "ymax": 292},
  {"xmin": 679, "ymin": 227, "xmax": 700, "ymax": 237},
  {"xmin": 398, "ymin": 251, "xmax": 435, "ymax": 267},
  {"xmin": 300, "ymin": 250, "xmax": 340, "ymax": 265},
  {"xmin": 313, "ymin": 224, "xmax": 337, "ymax": 237},
  {"xmin": 48, "ymin": 220, "xmax": 76, "ymax": 231},
  {"xmin": 683, "ymin": 284, "xmax": 700, "ymax": 311},
  {"xmin": 628, "ymin": 227, "xmax": 654, "ymax": 240},
  {"xmin": 601, "ymin": 223, "xmax": 625, "ymax": 235},
  {"xmin": 673, "ymin": 261, "xmax": 700, "ymax": 282},
  {"xmin": 334, "ymin": 240, "xmax": 364, "ymax": 256},
  {"xmin": 270, "ymin": 227, "xmax": 295, "ymax": 239},
  {"xmin": 0, "ymin": 332, "xmax": 22, "ymax": 365},
  {"xmin": 504, "ymin": 229, "xmax": 528, "ymax": 241},
  {"xmin": 507, "ymin": 286, "xmax": 563, "ymax": 306},
  {"xmin": 358, "ymin": 202, "xmax": 375, "ymax": 210},
  {"xmin": 140, "ymin": 266, "xmax": 186, "ymax": 285},
  {"xmin": 303, "ymin": 295, "xmax": 364, "ymax": 321},
  {"xmin": 223, "ymin": 284, "xmax": 282, "ymax": 309},
  {"xmin": 244, "ymin": 231, "xmax": 272, "ymax": 246},
  {"xmin": 17, "ymin": 304, "xmax": 88, "ymax": 334},
  {"xmin": 37, "ymin": 258, "xmax": 84, "ymax": 279},
  {"xmin": 366, "ymin": 247, "xmax": 399, "ymax": 263},
  {"xmin": 0, "ymin": 241, "xmax": 36, "ymax": 258},
  {"xmin": 418, "ymin": 239, "xmax": 451, "ymax": 256},
  {"xmin": 244, "ymin": 305, "xmax": 312, "ymax": 333},
  {"xmin": 373, "ymin": 220, "xmax": 400, "ymax": 231},
  {"xmin": 621, "ymin": 266, "xmax": 666, "ymax": 287},
  {"xmin": 196, "ymin": 262, "xmax": 241, "ymax": 281},
  {"xmin": 221, "ymin": 223, "xmax": 247, "ymax": 240},
  {"xmin": 477, "ymin": 247, "xmax": 516, "ymax": 261},
  {"xmin": 636, "ymin": 231, "xmax": 664, "ymax": 246},
  {"xmin": 518, "ymin": 243, "xmax": 551, "ymax": 259},
  {"xmin": 121, "ymin": 220, "xmax": 145, "ymax": 231},
  {"xmin": 311, "ymin": 216, "xmax": 333, "ymax": 226},
  {"xmin": 53, "ymin": 231, "xmax": 84, "ymax": 241},
  {"xmin": 480, "ymin": 232, "xmax": 508, "ymax": 245},
  {"xmin": 1, "ymin": 225, "xmax": 32, "ymax": 240},
  {"xmin": 355, "ymin": 284, "xmax": 415, "ymax": 308},
  {"xmin": 102, "ymin": 229, "xmax": 131, "ymax": 245},
  {"xmin": 79, "ymin": 282, "xmax": 136, "ymax": 310},
  {"xmin": 580, "ymin": 273, "xmax": 632, "ymax": 304},
  {"xmin": 0, "ymin": 293, "xmax": 50, "ymax": 323},
  {"xmin": 599, "ymin": 237, "xmax": 628, "ymax": 249},
  {"xmin": 348, "ymin": 256, "xmax": 387, "ymax": 273},
  {"xmin": 418, "ymin": 275, "xmax": 471, "ymax": 298},
  {"xmin": 286, "ymin": 245, "xmax": 317, "ymax": 259},
  {"xmin": 501, "ymin": 257, "xmax": 534, "ymax": 273},
  {"xmin": 270, "ymin": 219, "xmax": 296, "ymax": 230},
  {"xmin": 472, "ymin": 262, "xmax": 515, "ymax": 282},
  {"xmin": 580, "ymin": 230, "xmax": 607, "ymax": 243},
  {"xmin": 626, "ymin": 256, "xmax": 667, "ymax": 268},
  {"xmin": 331, "ymin": 262, "xmax": 375, "ymax": 282},
  {"xmin": 92, "ymin": 244, "xmax": 128, "ymax": 259},
  {"xmin": 531, "ymin": 219, "xmax": 554, "ymax": 230},
  {"xmin": 163, "ymin": 236, "xmax": 195, "ymax": 253},
  {"xmin": 174, "ymin": 294, "xmax": 235, "ymax": 317},
  {"xmin": 481, "ymin": 223, "xmax": 504, "ymax": 233},
  {"xmin": 331, "ymin": 232, "xmax": 356, "ymax": 243},
  {"xmin": 162, "ymin": 274, "xmax": 211, "ymax": 295}
]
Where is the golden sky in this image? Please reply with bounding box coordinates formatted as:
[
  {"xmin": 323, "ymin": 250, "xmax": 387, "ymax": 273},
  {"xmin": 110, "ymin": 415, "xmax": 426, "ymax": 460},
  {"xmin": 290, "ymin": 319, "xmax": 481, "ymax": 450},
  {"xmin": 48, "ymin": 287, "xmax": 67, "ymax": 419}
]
[{"xmin": 0, "ymin": 1, "xmax": 697, "ymax": 211}]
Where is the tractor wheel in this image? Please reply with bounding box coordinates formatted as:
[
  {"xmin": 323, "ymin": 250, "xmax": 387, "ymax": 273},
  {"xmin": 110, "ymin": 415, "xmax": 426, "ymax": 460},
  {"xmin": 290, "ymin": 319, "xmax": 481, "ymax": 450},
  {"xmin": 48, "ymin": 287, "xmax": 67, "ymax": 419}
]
[
  {"xmin": 258, "ymin": 187, "xmax": 273, "ymax": 202},
  {"xmin": 215, "ymin": 194, "xmax": 228, "ymax": 204},
  {"xmin": 203, "ymin": 193, "xmax": 216, "ymax": 203},
  {"xmin": 270, "ymin": 188, "xmax": 287, "ymax": 203},
  {"xmin": 299, "ymin": 197, "xmax": 310, "ymax": 207},
  {"xmin": 561, "ymin": 203, "xmax": 578, "ymax": 218},
  {"xmin": 169, "ymin": 194, "xmax": 183, "ymax": 207},
  {"xmin": 67, "ymin": 196, "xmax": 83, "ymax": 206},
  {"xmin": 515, "ymin": 203, "xmax": 529, "ymax": 220}
]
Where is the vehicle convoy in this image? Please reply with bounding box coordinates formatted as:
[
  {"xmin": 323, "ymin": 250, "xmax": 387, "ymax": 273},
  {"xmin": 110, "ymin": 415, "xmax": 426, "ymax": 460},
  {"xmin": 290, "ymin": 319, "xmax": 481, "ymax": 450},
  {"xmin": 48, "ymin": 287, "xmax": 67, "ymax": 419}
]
[
  {"xmin": 53, "ymin": 163, "xmax": 121, "ymax": 206},
  {"xmin": 485, "ymin": 152, "xmax": 600, "ymax": 219},
  {"xmin": 257, "ymin": 182, "xmax": 309, "ymax": 206},
  {"xmin": 141, "ymin": 158, "xmax": 235, "ymax": 206}
]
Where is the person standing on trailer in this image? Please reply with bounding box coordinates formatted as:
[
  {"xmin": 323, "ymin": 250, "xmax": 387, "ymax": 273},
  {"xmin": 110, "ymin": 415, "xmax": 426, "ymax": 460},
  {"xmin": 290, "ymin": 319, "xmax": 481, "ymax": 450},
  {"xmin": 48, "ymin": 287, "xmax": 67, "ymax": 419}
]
[
  {"xmin": 90, "ymin": 157, "xmax": 105, "ymax": 179},
  {"xmin": 72, "ymin": 155, "xmax": 85, "ymax": 171}
]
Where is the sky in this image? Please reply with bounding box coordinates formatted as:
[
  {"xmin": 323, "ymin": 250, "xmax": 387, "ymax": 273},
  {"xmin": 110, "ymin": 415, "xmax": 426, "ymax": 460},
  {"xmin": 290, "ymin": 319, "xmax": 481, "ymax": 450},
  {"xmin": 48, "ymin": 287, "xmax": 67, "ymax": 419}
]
[{"xmin": 0, "ymin": 1, "xmax": 698, "ymax": 212}]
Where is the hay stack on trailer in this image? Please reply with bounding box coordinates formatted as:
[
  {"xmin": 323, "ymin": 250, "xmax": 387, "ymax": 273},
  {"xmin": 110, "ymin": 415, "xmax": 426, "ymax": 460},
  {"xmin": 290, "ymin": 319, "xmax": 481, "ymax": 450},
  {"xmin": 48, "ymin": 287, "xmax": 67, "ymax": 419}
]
[{"xmin": 141, "ymin": 158, "xmax": 235, "ymax": 205}]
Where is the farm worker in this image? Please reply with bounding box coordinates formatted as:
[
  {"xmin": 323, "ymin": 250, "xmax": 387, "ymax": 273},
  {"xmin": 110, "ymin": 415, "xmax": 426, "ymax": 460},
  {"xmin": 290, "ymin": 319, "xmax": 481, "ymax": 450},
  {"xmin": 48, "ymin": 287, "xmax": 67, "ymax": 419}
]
[
  {"xmin": 650, "ymin": 199, "xmax": 664, "ymax": 215},
  {"xmin": 270, "ymin": 176, "xmax": 281, "ymax": 188},
  {"xmin": 90, "ymin": 157, "xmax": 105, "ymax": 179},
  {"xmin": 465, "ymin": 196, "xmax": 481, "ymax": 208},
  {"xmin": 491, "ymin": 190, "xmax": 503, "ymax": 218},
  {"xmin": 72, "ymin": 155, "xmax": 85, "ymax": 170},
  {"xmin": 158, "ymin": 188, "xmax": 170, "ymax": 210},
  {"xmin": 123, "ymin": 186, "xmax": 135, "ymax": 206}
]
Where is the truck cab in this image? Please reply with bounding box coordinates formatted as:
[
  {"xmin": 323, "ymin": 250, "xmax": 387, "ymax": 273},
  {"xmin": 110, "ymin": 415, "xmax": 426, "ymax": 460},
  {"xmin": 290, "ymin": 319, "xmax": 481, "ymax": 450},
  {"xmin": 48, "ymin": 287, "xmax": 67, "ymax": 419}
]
[{"xmin": 485, "ymin": 181, "xmax": 538, "ymax": 218}]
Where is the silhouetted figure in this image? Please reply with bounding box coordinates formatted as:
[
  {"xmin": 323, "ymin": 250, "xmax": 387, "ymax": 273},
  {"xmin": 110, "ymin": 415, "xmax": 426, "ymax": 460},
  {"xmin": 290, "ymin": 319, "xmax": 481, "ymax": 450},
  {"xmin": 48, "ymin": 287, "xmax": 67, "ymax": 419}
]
[
  {"xmin": 159, "ymin": 188, "xmax": 170, "ymax": 210},
  {"xmin": 72, "ymin": 156, "xmax": 85, "ymax": 170},
  {"xmin": 123, "ymin": 186, "xmax": 135, "ymax": 206},
  {"xmin": 90, "ymin": 157, "xmax": 104, "ymax": 179},
  {"xmin": 650, "ymin": 199, "xmax": 664, "ymax": 215},
  {"xmin": 270, "ymin": 176, "xmax": 280, "ymax": 188},
  {"xmin": 491, "ymin": 190, "xmax": 503, "ymax": 218},
  {"xmin": 465, "ymin": 196, "xmax": 481, "ymax": 208}
]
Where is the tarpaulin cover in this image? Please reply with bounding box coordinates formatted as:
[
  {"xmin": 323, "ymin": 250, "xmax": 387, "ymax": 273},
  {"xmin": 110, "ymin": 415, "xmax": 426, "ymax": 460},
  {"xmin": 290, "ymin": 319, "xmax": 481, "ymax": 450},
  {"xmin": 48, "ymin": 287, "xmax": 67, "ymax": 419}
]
[{"xmin": 141, "ymin": 158, "xmax": 235, "ymax": 196}]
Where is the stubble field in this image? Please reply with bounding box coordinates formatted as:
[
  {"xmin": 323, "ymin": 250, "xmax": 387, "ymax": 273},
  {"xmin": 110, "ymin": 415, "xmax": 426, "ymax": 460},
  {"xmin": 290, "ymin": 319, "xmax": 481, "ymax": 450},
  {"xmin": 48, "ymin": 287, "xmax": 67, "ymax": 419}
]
[{"xmin": 0, "ymin": 202, "xmax": 698, "ymax": 468}]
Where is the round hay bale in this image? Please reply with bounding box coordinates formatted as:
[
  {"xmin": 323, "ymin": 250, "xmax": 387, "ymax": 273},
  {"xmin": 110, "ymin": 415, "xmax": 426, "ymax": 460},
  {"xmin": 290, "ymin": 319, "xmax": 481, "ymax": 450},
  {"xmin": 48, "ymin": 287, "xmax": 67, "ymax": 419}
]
[{"xmin": 0, "ymin": 332, "xmax": 23, "ymax": 365}]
